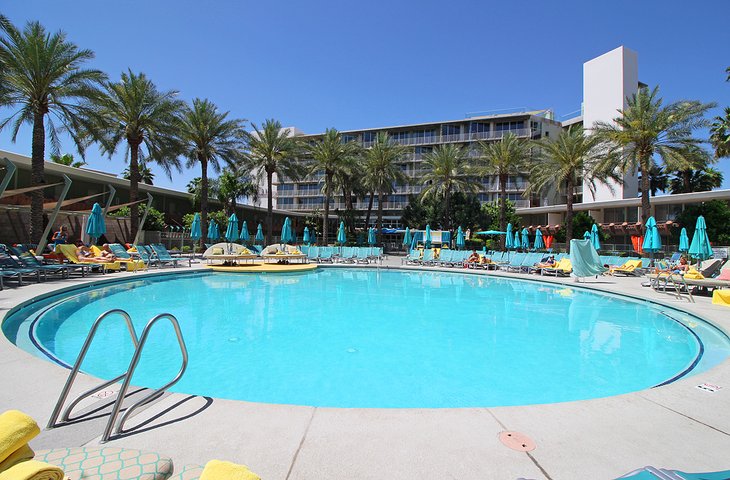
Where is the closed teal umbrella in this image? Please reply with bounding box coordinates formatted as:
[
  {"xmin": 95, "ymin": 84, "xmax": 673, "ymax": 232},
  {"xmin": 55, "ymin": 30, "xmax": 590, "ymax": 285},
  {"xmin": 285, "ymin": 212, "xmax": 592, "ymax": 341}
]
[
  {"xmin": 514, "ymin": 231, "xmax": 521, "ymax": 249},
  {"xmin": 642, "ymin": 216, "xmax": 662, "ymax": 252},
  {"xmin": 86, "ymin": 202, "xmax": 106, "ymax": 244},
  {"xmin": 456, "ymin": 226, "xmax": 465, "ymax": 249},
  {"xmin": 190, "ymin": 213, "xmax": 202, "ymax": 241},
  {"xmin": 207, "ymin": 221, "xmax": 220, "ymax": 241},
  {"xmin": 368, "ymin": 227, "xmax": 376, "ymax": 245},
  {"xmin": 679, "ymin": 227, "xmax": 689, "ymax": 252},
  {"xmin": 583, "ymin": 231, "xmax": 591, "ymax": 240},
  {"xmin": 534, "ymin": 229, "xmax": 545, "ymax": 250},
  {"xmin": 280, "ymin": 217, "xmax": 293, "ymax": 244},
  {"xmin": 303, "ymin": 227, "xmax": 311, "ymax": 245},
  {"xmin": 255, "ymin": 223, "xmax": 264, "ymax": 244},
  {"xmin": 591, "ymin": 223, "xmax": 601, "ymax": 251},
  {"xmin": 505, "ymin": 223, "xmax": 514, "ymax": 250},
  {"xmin": 225, "ymin": 213, "xmax": 240, "ymax": 242},
  {"xmin": 337, "ymin": 221, "xmax": 346, "ymax": 245},
  {"xmin": 403, "ymin": 227, "xmax": 412, "ymax": 247},
  {"xmin": 521, "ymin": 228, "xmax": 529, "ymax": 250},
  {"xmin": 688, "ymin": 215, "xmax": 713, "ymax": 261},
  {"xmin": 424, "ymin": 224, "xmax": 432, "ymax": 248},
  {"xmin": 240, "ymin": 220, "xmax": 250, "ymax": 243}
]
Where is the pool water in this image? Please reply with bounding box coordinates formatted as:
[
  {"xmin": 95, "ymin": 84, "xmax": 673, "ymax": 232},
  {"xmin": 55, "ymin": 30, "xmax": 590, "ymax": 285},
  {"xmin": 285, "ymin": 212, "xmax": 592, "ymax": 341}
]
[{"xmin": 4, "ymin": 269, "xmax": 730, "ymax": 408}]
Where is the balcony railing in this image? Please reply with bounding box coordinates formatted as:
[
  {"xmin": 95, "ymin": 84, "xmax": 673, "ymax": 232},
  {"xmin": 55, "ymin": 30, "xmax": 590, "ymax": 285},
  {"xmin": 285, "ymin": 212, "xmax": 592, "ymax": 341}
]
[{"xmin": 362, "ymin": 128, "xmax": 535, "ymax": 148}]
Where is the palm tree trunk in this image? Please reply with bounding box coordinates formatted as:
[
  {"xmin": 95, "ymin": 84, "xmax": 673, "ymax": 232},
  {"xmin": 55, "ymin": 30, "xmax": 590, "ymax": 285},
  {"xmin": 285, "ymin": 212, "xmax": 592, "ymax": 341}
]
[
  {"xmin": 683, "ymin": 170, "xmax": 692, "ymax": 193},
  {"xmin": 266, "ymin": 169, "xmax": 273, "ymax": 245},
  {"xmin": 129, "ymin": 142, "xmax": 140, "ymax": 241},
  {"xmin": 565, "ymin": 177, "xmax": 574, "ymax": 253},
  {"xmin": 444, "ymin": 189, "xmax": 451, "ymax": 230},
  {"xmin": 323, "ymin": 172, "xmax": 331, "ymax": 245},
  {"xmin": 364, "ymin": 191, "xmax": 374, "ymax": 228},
  {"xmin": 499, "ymin": 173, "xmax": 507, "ymax": 249},
  {"xmin": 377, "ymin": 190, "xmax": 384, "ymax": 245},
  {"xmin": 30, "ymin": 112, "xmax": 46, "ymax": 244},
  {"xmin": 639, "ymin": 158, "xmax": 651, "ymax": 226},
  {"xmin": 200, "ymin": 155, "xmax": 208, "ymax": 249}
]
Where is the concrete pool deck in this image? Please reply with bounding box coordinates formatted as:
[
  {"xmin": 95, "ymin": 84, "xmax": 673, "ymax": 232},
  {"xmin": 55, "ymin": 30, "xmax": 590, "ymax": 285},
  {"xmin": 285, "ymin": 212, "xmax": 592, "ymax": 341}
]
[{"xmin": 1, "ymin": 258, "xmax": 729, "ymax": 479}]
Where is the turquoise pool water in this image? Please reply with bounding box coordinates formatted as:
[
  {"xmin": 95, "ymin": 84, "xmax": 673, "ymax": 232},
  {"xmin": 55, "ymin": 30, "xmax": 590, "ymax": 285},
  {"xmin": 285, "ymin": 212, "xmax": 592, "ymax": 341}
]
[{"xmin": 4, "ymin": 269, "xmax": 730, "ymax": 408}]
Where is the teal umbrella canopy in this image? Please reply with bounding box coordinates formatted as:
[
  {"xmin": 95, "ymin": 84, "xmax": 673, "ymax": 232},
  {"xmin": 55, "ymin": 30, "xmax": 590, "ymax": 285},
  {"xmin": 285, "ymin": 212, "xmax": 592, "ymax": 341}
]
[
  {"xmin": 255, "ymin": 223, "xmax": 264, "ymax": 243},
  {"xmin": 225, "ymin": 213, "xmax": 240, "ymax": 242},
  {"xmin": 85, "ymin": 202, "xmax": 106, "ymax": 242},
  {"xmin": 280, "ymin": 217, "xmax": 293, "ymax": 244},
  {"xmin": 679, "ymin": 227, "xmax": 689, "ymax": 252},
  {"xmin": 583, "ymin": 231, "xmax": 591, "ymax": 240},
  {"xmin": 505, "ymin": 223, "xmax": 514, "ymax": 249},
  {"xmin": 590, "ymin": 223, "xmax": 601, "ymax": 251},
  {"xmin": 476, "ymin": 230, "xmax": 506, "ymax": 235},
  {"xmin": 513, "ymin": 231, "xmax": 521, "ymax": 249},
  {"xmin": 368, "ymin": 227, "xmax": 376, "ymax": 245},
  {"xmin": 642, "ymin": 216, "xmax": 662, "ymax": 252},
  {"xmin": 521, "ymin": 228, "xmax": 529, "ymax": 249},
  {"xmin": 303, "ymin": 227, "xmax": 311, "ymax": 245},
  {"xmin": 688, "ymin": 215, "xmax": 713, "ymax": 260},
  {"xmin": 534, "ymin": 229, "xmax": 545, "ymax": 250},
  {"xmin": 424, "ymin": 224, "xmax": 432, "ymax": 248},
  {"xmin": 240, "ymin": 220, "xmax": 250, "ymax": 243},
  {"xmin": 190, "ymin": 213, "xmax": 202, "ymax": 240},
  {"xmin": 403, "ymin": 227, "xmax": 412, "ymax": 246},
  {"xmin": 456, "ymin": 226, "xmax": 465, "ymax": 249},
  {"xmin": 207, "ymin": 221, "xmax": 220, "ymax": 241},
  {"xmin": 337, "ymin": 221, "xmax": 347, "ymax": 245}
]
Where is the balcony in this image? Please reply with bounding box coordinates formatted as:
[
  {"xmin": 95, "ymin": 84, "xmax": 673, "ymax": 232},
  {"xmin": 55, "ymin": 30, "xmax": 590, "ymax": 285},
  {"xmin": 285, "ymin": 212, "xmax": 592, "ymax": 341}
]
[{"xmin": 362, "ymin": 128, "xmax": 535, "ymax": 148}]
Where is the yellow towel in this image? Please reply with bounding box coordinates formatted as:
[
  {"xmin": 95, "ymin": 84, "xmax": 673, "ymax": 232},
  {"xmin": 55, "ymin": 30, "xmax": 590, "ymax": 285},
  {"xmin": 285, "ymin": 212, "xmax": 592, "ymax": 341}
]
[
  {"xmin": 0, "ymin": 411, "xmax": 40, "ymax": 464},
  {"xmin": 712, "ymin": 290, "xmax": 730, "ymax": 307},
  {"xmin": 684, "ymin": 268, "xmax": 705, "ymax": 280},
  {"xmin": 0, "ymin": 460, "xmax": 64, "ymax": 480},
  {"xmin": 0, "ymin": 445, "xmax": 34, "ymax": 471},
  {"xmin": 200, "ymin": 460, "xmax": 261, "ymax": 480}
]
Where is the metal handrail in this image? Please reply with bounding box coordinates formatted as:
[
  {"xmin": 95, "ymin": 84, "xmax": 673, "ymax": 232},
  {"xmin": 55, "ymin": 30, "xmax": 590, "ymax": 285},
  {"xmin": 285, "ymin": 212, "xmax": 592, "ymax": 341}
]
[
  {"xmin": 47, "ymin": 309, "xmax": 138, "ymax": 428},
  {"xmin": 101, "ymin": 313, "xmax": 188, "ymax": 442}
]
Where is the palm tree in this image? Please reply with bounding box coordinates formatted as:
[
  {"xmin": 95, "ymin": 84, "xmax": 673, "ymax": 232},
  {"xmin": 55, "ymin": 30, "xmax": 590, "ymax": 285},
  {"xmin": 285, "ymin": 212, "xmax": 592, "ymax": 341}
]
[
  {"xmin": 180, "ymin": 98, "xmax": 246, "ymax": 246},
  {"xmin": 363, "ymin": 133, "xmax": 409, "ymax": 243},
  {"xmin": 420, "ymin": 143, "xmax": 477, "ymax": 230},
  {"xmin": 478, "ymin": 133, "xmax": 531, "ymax": 245},
  {"xmin": 216, "ymin": 168, "xmax": 257, "ymax": 216},
  {"xmin": 526, "ymin": 126, "xmax": 621, "ymax": 251},
  {"xmin": 662, "ymin": 145, "xmax": 715, "ymax": 193},
  {"xmin": 592, "ymin": 85, "xmax": 714, "ymax": 225},
  {"xmin": 710, "ymin": 107, "xmax": 730, "ymax": 159},
  {"xmin": 0, "ymin": 17, "xmax": 105, "ymax": 242},
  {"xmin": 245, "ymin": 119, "xmax": 302, "ymax": 244},
  {"xmin": 306, "ymin": 129, "xmax": 361, "ymax": 244},
  {"xmin": 85, "ymin": 70, "xmax": 184, "ymax": 240},
  {"xmin": 122, "ymin": 161, "xmax": 154, "ymax": 184},
  {"xmin": 50, "ymin": 153, "xmax": 86, "ymax": 168},
  {"xmin": 332, "ymin": 164, "xmax": 365, "ymax": 235}
]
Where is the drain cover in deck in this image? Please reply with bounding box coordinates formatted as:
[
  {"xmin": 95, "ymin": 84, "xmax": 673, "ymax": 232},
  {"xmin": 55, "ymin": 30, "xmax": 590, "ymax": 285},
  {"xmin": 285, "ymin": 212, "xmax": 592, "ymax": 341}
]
[{"xmin": 499, "ymin": 431, "xmax": 536, "ymax": 452}]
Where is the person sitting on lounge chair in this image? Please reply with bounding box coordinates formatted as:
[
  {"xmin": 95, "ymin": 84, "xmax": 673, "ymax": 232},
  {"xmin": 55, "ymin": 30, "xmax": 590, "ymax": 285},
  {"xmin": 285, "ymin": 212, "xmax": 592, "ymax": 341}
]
[
  {"xmin": 76, "ymin": 243, "xmax": 116, "ymax": 263},
  {"xmin": 465, "ymin": 250, "xmax": 480, "ymax": 266},
  {"xmin": 535, "ymin": 255, "xmax": 556, "ymax": 269},
  {"xmin": 656, "ymin": 256, "xmax": 690, "ymax": 274}
]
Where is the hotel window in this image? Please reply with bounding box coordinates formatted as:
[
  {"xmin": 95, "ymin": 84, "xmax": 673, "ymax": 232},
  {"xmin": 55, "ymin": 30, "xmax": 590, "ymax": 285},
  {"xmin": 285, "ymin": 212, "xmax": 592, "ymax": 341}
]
[
  {"xmin": 342, "ymin": 134, "xmax": 356, "ymax": 143},
  {"xmin": 469, "ymin": 122, "xmax": 490, "ymax": 133},
  {"xmin": 441, "ymin": 124, "xmax": 460, "ymax": 136},
  {"xmin": 362, "ymin": 131, "xmax": 377, "ymax": 143},
  {"xmin": 495, "ymin": 121, "xmax": 525, "ymax": 132}
]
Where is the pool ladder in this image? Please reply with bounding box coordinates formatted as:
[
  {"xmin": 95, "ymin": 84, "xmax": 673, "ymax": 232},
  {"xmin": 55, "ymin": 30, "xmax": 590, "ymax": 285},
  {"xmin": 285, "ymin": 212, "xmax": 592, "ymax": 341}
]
[{"xmin": 47, "ymin": 309, "xmax": 189, "ymax": 443}]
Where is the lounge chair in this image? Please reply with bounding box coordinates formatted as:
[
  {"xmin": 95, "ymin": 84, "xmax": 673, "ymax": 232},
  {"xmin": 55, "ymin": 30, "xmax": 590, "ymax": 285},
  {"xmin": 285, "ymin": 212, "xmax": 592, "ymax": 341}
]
[
  {"xmin": 306, "ymin": 246, "xmax": 320, "ymax": 262},
  {"xmin": 108, "ymin": 243, "xmax": 150, "ymax": 270},
  {"xmin": 338, "ymin": 246, "xmax": 356, "ymax": 263},
  {"xmin": 618, "ymin": 465, "xmax": 730, "ymax": 479},
  {"xmin": 0, "ymin": 268, "xmax": 24, "ymax": 290},
  {"xmin": 542, "ymin": 258, "xmax": 572, "ymax": 276},
  {"xmin": 149, "ymin": 244, "xmax": 184, "ymax": 268},
  {"xmin": 6, "ymin": 245, "xmax": 71, "ymax": 279},
  {"xmin": 91, "ymin": 245, "xmax": 145, "ymax": 272},
  {"xmin": 55, "ymin": 244, "xmax": 120, "ymax": 274},
  {"xmin": 609, "ymin": 259, "xmax": 644, "ymax": 276},
  {"xmin": 421, "ymin": 249, "xmax": 436, "ymax": 266},
  {"xmin": 355, "ymin": 247, "xmax": 371, "ymax": 264},
  {"xmin": 402, "ymin": 249, "xmax": 421, "ymax": 265},
  {"xmin": 0, "ymin": 248, "xmax": 43, "ymax": 284},
  {"xmin": 317, "ymin": 247, "xmax": 334, "ymax": 263},
  {"xmin": 438, "ymin": 249, "xmax": 454, "ymax": 266},
  {"xmin": 499, "ymin": 253, "xmax": 526, "ymax": 272}
]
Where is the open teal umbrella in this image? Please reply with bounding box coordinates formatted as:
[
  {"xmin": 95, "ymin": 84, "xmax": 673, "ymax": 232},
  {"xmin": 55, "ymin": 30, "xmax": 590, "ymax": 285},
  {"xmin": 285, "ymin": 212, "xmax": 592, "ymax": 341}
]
[
  {"xmin": 403, "ymin": 227, "xmax": 412, "ymax": 247},
  {"xmin": 190, "ymin": 213, "xmax": 202, "ymax": 241},
  {"xmin": 240, "ymin": 220, "xmax": 250, "ymax": 243},
  {"xmin": 303, "ymin": 227, "xmax": 311, "ymax": 245},
  {"xmin": 225, "ymin": 213, "xmax": 240, "ymax": 242},
  {"xmin": 513, "ymin": 231, "xmax": 521, "ymax": 249},
  {"xmin": 590, "ymin": 223, "xmax": 601, "ymax": 251},
  {"xmin": 280, "ymin": 217, "xmax": 293, "ymax": 244},
  {"xmin": 86, "ymin": 202, "xmax": 106, "ymax": 244},
  {"xmin": 424, "ymin": 224, "xmax": 432, "ymax": 248},
  {"xmin": 456, "ymin": 226, "xmax": 465, "ymax": 250},
  {"xmin": 521, "ymin": 228, "xmax": 529, "ymax": 250},
  {"xmin": 255, "ymin": 223, "xmax": 264, "ymax": 244},
  {"xmin": 505, "ymin": 223, "xmax": 514, "ymax": 250},
  {"xmin": 337, "ymin": 221, "xmax": 346, "ymax": 245},
  {"xmin": 534, "ymin": 229, "xmax": 545, "ymax": 250},
  {"xmin": 368, "ymin": 227, "xmax": 376, "ymax": 245},
  {"xmin": 207, "ymin": 221, "xmax": 220, "ymax": 241},
  {"xmin": 688, "ymin": 215, "xmax": 713, "ymax": 261},
  {"xmin": 679, "ymin": 227, "xmax": 689, "ymax": 252}
]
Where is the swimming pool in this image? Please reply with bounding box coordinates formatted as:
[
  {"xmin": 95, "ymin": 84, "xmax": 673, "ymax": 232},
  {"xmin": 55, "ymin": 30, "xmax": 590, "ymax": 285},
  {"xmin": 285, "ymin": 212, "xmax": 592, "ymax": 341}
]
[{"xmin": 4, "ymin": 269, "xmax": 730, "ymax": 408}]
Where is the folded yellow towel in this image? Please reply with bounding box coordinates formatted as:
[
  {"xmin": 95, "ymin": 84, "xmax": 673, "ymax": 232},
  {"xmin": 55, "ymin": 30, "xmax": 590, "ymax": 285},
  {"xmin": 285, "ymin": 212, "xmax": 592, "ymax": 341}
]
[
  {"xmin": 0, "ymin": 460, "xmax": 64, "ymax": 480},
  {"xmin": 684, "ymin": 268, "xmax": 705, "ymax": 280},
  {"xmin": 0, "ymin": 411, "xmax": 40, "ymax": 464},
  {"xmin": 0, "ymin": 444, "xmax": 34, "ymax": 471},
  {"xmin": 200, "ymin": 460, "xmax": 260, "ymax": 480}
]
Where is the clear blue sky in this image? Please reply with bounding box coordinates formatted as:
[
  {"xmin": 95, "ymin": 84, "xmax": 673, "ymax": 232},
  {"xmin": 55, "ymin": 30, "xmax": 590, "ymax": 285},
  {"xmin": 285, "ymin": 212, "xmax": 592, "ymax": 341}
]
[{"xmin": 2, "ymin": 0, "xmax": 729, "ymax": 191}]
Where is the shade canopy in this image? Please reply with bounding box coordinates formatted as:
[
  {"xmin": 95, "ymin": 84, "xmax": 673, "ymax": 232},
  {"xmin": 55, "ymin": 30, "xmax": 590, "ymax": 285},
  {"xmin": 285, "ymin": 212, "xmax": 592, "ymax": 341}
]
[
  {"xmin": 521, "ymin": 228, "xmax": 529, "ymax": 249},
  {"xmin": 207, "ymin": 221, "xmax": 220, "ymax": 241},
  {"xmin": 505, "ymin": 223, "xmax": 514, "ymax": 249},
  {"xmin": 368, "ymin": 227, "xmax": 376, "ymax": 245},
  {"xmin": 476, "ymin": 230, "xmax": 506, "ymax": 235},
  {"xmin": 688, "ymin": 215, "xmax": 713, "ymax": 260},
  {"xmin": 402, "ymin": 227, "xmax": 412, "ymax": 246},
  {"xmin": 513, "ymin": 231, "xmax": 521, "ymax": 249},
  {"xmin": 456, "ymin": 226, "xmax": 465, "ymax": 249},
  {"xmin": 642, "ymin": 216, "xmax": 662, "ymax": 253},
  {"xmin": 337, "ymin": 221, "xmax": 347, "ymax": 245},
  {"xmin": 225, "ymin": 214, "xmax": 240, "ymax": 242},
  {"xmin": 424, "ymin": 224, "xmax": 432, "ymax": 248},
  {"xmin": 534, "ymin": 229, "xmax": 545, "ymax": 250},
  {"xmin": 85, "ymin": 202, "xmax": 106, "ymax": 241},
  {"xmin": 303, "ymin": 226, "xmax": 311, "ymax": 244},
  {"xmin": 240, "ymin": 220, "xmax": 250, "ymax": 242},
  {"xmin": 590, "ymin": 223, "xmax": 601, "ymax": 251},
  {"xmin": 280, "ymin": 217, "xmax": 293, "ymax": 244},
  {"xmin": 255, "ymin": 223, "xmax": 264, "ymax": 243},
  {"xmin": 679, "ymin": 227, "xmax": 689, "ymax": 252}
]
